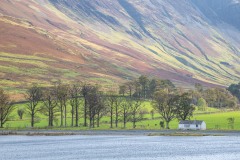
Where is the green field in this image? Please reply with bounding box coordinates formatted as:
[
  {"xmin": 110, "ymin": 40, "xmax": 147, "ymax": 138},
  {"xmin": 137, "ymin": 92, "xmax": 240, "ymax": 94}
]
[{"xmin": 2, "ymin": 101, "xmax": 240, "ymax": 130}]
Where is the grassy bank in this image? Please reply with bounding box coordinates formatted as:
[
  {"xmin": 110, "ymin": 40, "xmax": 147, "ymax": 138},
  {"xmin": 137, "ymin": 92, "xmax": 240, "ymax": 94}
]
[{"xmin": 1, "ymin": 129, "xmax": 239, "ymax": 137}]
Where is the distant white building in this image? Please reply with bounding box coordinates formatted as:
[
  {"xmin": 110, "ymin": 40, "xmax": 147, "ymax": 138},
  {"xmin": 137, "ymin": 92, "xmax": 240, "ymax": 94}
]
[{"xmin": 178, "ymin": 120, "xmax": 206, "ymax": 130}]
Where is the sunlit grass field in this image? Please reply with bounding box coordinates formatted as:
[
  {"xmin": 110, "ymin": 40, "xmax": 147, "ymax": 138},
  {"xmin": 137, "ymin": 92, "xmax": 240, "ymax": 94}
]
[{"xmin": 3, "ymin": 101, "xmax": 240, "ymax": 130}]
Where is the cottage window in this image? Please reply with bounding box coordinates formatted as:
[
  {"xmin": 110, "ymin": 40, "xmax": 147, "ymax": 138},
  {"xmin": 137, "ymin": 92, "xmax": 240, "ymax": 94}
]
[{"xmin": 196, "ymin": 125, "xmax": 198, "ymax": 127}]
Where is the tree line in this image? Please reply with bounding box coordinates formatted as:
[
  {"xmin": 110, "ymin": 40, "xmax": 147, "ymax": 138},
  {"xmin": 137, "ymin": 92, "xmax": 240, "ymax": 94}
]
[{"xmin": 0, "ymin": 76, "xmax": 239, "ymax": 129}]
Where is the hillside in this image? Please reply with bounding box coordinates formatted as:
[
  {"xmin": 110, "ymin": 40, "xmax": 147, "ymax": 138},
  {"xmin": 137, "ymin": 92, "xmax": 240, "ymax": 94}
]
[
  {"xmin": 0, "ymin": 0, "xmax": 239, "ymax": 97},
  {"xmin": 192, "ymin": 0, "xmax": 240, "ymax": 30}
]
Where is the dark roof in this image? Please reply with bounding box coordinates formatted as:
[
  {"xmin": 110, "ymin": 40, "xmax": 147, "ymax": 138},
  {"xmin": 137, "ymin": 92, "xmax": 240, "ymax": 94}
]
[{"xmin": 179, "ymin": 120, "xmax": 204, "ymax": 125}]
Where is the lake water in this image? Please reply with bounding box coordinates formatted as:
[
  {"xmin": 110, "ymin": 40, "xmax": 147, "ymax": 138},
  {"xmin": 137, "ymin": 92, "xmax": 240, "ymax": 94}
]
[{"xmin": 0, "ymin": 135, "xmax": 240, "ymax": 160}]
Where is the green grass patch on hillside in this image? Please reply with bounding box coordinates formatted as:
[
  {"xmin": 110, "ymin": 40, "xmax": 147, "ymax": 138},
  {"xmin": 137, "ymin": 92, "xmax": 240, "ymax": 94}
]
[{"xmin": 0, "ymin": 52, "xmax": 54, "ymax": 61}]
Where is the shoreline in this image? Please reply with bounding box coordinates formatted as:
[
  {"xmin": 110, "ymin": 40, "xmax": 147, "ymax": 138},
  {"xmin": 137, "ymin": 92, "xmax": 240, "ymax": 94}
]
[{"xmin": 1, "ymin": 129, "xmax": 240, "ymax": 137}]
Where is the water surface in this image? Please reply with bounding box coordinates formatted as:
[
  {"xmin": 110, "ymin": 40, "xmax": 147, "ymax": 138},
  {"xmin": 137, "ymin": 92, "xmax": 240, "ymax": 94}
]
[{"xmin": 0, "ymin": 135, "xmax": 240, "ymax": 160}]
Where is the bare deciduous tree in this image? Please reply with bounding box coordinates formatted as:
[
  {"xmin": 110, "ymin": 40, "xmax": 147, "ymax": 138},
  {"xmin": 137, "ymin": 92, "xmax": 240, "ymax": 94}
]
[
  {"xmin": 55, "ymin": 82, "xmax": 69, "ymax": 127},
  {"xmin": 41, "ymin": 87, "xmax": 58, "ymax": 127},
  {"xmin": 125, "ymin": 81, "xmax": 135, "ymax": 98},
  {"xmin": 119, "ymin": 85, "xmax": 127, "ymax": 96},
  {"xmin": 96, "ymin": 95, "xmax": 106, "ymax": 128},
  {"xmin": 150, "ymin": 109, "xmax": 154, "ymax": 120},
  {"xmin": 17, "ymin": 107, "xmax": 25, "ymax": 120},
  {"xmin": 0, "ymin": 88, "xmax": 13, "ymax": 128},
  {"xmin": 106, "ymin": 93, "xmax": 117, "ymax": 128},
  {"xmin": 69, "ymin": 83, "xmax": 82, "ymax": 127},
  {"xmin": 120, "ymin": 98, "xmax": 131, "ymax": 128},
  {"xmin": 26, "ymin": 84, "xmax": 42, "ymax": 127},
  {"xmin": 114, "ymin": 97, "xmax": 122, "ymax": 128},
  {"xmin": 86, "ymin": 86, "xmax": 103, "ymax": 128},
  {"xmin": 82, "ymin": 84, "xmax": 93, "ymax": 127},
  {"xmin": 129, "ymin": 98, "xmax": 143, "ymax": 128}
]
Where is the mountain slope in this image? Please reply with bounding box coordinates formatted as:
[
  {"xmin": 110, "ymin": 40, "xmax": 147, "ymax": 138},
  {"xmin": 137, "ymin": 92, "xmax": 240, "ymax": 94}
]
[
  {"xmin": 0, "ymin": 0, "xmax": 239, "ymax": 96},
  {"xmin": 192, "ymin": 0, "xmax": 240, "ymax": 30}
]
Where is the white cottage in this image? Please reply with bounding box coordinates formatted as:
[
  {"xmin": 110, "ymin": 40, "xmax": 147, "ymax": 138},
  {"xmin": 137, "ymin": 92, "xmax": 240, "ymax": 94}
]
[{"xmin": 178, "ymin": 120, "xmax": 206, "ymax": 130}]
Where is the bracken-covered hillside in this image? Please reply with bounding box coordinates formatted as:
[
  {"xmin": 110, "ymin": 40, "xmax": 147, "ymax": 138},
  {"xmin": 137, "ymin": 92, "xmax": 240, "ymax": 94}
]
[{"xmin": 0, "ymin": 0, "xmax": 239, "ymax": 98}]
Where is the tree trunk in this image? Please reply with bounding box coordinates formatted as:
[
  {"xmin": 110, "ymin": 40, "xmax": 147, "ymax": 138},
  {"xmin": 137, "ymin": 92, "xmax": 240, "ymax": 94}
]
[
  {"xmin": 49, "ymin": 112, "xmax": 52, "ymax": 127},
  {"xmin": 110, "ymin": 108, "xmax": 113, "ymax": 128},
  {"xmin": 84, "ymin": 98, "xmax": 87, "ymax": 127},
  {"xmin": 97, "ymin": 112, "xmax": 100, "ymax": 127},
  {"xmin": 93, "ymin": 116, "xmax": 95, "ymax": 128},
  {"xmin": 71, "ymin": 106, "xmax": 74, "ymax": 127},
  {"xmin": 31, "ymin": 112, "xmax": 34, "ymax": 128},
  {"xmin": 123, "ymin": 110, "xmax": 126, "ymax": 128},
  {"xmin": 48, "ymin": 109, "xmax": 51, "ymax": 127},
  {"xmin": 89, "ymin": 111, "xmax": 92, "ymax": 128},
  {"xmin": 115, "ymin": 106, "xmax": 118, "ymax": 128},
  {"xmin": 60, "ymin": 105, "xmax": 63, "ymax": 127},
  {"xmin": 166, "ymin": 121, "xmax": 170, "ymax": 129},
  {"xmin": 143, "ymin": 86, "xmax": 146, "ymax": 99},
  {"xmin": 133, "ymin": 114, "xmax": 136, "ymax": 128},
  {"xmin": 75, "ymin": 104, "xmax": 79, "ymax": 127},
  {"xmin": 89, "ymin": 119, "xmax": 91, "ymax": 128},
  {"xmin": 52, "ymin": 111, "xmax": 54, "ymax": 126},
  {"xmin": 64, "ymin": 105, "xmax": 67, "ymax": 127}
]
